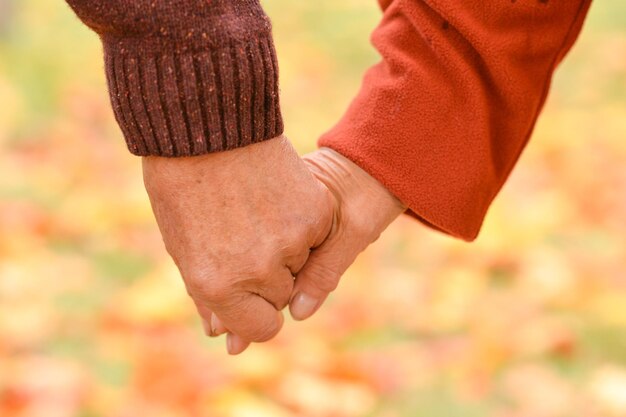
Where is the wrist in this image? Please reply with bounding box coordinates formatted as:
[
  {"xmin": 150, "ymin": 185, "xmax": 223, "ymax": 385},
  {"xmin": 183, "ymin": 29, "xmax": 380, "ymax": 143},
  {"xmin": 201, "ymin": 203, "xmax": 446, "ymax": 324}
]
[
  {"xmin": 304, "ymin": 147, "xmax": 406, "ymax": 237},
  {"xmin": 142, "ymin": 135, "xmax": 291, "ymax": 191}
]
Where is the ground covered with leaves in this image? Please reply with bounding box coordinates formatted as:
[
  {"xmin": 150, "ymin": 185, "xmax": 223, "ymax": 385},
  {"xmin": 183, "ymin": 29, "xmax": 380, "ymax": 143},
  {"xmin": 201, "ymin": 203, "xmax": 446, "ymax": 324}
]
[{"xmin": 1, "ymin": 1, "xmax": 625, "ymax": 416}]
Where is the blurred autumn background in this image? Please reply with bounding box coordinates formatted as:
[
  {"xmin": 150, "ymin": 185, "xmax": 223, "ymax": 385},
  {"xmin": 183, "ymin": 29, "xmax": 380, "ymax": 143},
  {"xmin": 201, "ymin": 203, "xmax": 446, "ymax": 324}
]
[{"xmin": 1, "ymin": 0, "xmax": 626, "ymax": 416}]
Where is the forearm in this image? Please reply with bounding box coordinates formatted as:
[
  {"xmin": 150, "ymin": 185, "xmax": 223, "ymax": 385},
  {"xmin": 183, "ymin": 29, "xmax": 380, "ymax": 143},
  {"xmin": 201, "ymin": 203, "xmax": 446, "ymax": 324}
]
[
  {"xmin": 319, "ymin": 0, "xmax": 592, "ymax": 240},
  {"xmin": 65, "ymin": 0, "xmax": 283, "ymax": 157}
]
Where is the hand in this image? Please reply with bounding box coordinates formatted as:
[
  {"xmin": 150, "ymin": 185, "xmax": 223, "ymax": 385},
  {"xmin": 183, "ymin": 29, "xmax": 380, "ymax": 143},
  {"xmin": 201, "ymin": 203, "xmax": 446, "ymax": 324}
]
[
  {"xmin": 142, "ymin": 136, "xmax": 334, "ymax": 354},
  {"xmin": 288, "ymin": 148, "xmax": 407, "ymax": 321}
]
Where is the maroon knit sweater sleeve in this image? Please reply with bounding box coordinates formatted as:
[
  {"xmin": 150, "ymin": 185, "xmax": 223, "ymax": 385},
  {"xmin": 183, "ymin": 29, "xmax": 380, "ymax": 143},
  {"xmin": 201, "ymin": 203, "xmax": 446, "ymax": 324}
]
[{"xmin": 65, "ymin": 0, "xmax": 283, "ymax": 156}]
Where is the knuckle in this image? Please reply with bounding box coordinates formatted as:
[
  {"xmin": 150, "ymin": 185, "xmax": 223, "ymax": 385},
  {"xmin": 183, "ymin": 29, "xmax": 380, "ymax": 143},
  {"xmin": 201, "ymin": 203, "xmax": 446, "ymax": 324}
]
[
  {"xmin": 186, "ymin": 276, "xmax": 230, "ymax": 303},
  {"xmin": 307, "ymin": 264, "xmax": 340, "ymax": 293},
  {"xmin": 244, "ymin": 256, "xmax": 276, "ymax": 281},
  {"xmin": 249, "ymin": 319, "xmax": 281, "ymax": 343},
  {"xmin": 275, "ymin": 229, "xmax": 303, "ymax": 253},
  {"xmin": 277, "ymin": 278, "xmax": 295, "ymax": 304},
  {"xmin": 179, "ymin": 259, "xmax": 232, "ymax": 303},
  {"xmin": 316, "ymin": 187, "xmax": 336, "ymax": 223},
  {"xmin": 316, "ymin": 275, "xmax": 340, "ymax": 293},
  {"xmin": 353, "ymin": 219, "xmax": 377, "ymax": 242}
]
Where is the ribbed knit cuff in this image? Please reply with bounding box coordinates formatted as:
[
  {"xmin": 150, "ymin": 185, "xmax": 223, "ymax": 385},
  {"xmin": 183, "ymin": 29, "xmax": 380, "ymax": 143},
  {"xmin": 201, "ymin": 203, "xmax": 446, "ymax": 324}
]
[{"xmin": 102, "ymin": 35, "xmax": 283, "ymax": 157}]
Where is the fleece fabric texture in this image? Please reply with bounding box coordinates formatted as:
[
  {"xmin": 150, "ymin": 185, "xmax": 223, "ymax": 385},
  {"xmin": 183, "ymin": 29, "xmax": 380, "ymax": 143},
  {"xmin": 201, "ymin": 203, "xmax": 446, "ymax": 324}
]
[
  {"xmin": 65, "ymin": 0, "xmax": 283, "ymax": 156},
  {"xmin": 319, "ymin": 0, "xmax": 592, "ymax": 241}
]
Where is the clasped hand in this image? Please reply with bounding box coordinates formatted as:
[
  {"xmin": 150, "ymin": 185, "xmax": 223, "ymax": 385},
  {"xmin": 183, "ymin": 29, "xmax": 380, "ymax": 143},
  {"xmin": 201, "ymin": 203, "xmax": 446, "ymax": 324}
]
[{"xmin": 142, "ymin": 136, "xmax": 405, "ymax": 354}]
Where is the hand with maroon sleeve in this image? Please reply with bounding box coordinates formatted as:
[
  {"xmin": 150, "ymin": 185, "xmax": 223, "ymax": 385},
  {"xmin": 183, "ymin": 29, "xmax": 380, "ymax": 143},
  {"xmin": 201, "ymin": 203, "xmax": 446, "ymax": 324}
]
[
  {"xmin": 142, "ymin": 136, "xmax": 337, "ymax": 354},
  {"xmin": 64, "ymin": 0, "xmax": 322, "ymax": 354}
]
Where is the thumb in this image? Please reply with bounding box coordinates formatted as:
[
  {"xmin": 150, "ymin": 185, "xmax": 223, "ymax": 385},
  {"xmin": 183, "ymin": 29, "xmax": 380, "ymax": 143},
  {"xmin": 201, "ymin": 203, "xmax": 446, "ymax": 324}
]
[{"xmin": 289, "ymin": 234, "xmax": 357, "ymax": 321}]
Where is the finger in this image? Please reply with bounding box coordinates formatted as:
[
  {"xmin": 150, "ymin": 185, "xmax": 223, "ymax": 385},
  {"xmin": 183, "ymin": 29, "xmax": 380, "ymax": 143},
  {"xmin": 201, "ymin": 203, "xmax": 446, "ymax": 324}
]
[
  {"xmin": 193, "ymin": 300, "xmax": 216, "ymax": 336},
  {"xmin": 290, "ymin": 238, "xmax": 355, "ymax": 321},
  {"xmin": 190, "ymin": 264, "xmax": 292, "ymax": 342},
  {"xmin": 246, "ymin": 266, "xmax": 296, "ymax": 311},
  {"xmin": 284, "ymin": 248, "xmax": 311, "ymax": 276},
  {"xmin": 193, "ymin": 299, "xmax": 228, "ymax": 337},
  {"xmin": 213, "ymin": 293, "xmax": 286, "ymax": 343},
  {"xmin": 211, "ymin": 313, "xmax": 227, "ymax": 336},
  {"xmin": 201, "ymin": 317, "xmax": 212, "ymax": 336},
  {"xmin": 227, "ymin": 332, "xmax": 251, "ymax": 355}
]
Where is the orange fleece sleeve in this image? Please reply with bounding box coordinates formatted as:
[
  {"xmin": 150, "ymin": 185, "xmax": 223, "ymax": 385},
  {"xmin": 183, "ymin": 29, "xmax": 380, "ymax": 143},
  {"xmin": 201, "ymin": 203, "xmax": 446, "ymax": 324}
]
[{"xmin": 318, "ymin": 0, "xmax": 592, "ymax": 240}]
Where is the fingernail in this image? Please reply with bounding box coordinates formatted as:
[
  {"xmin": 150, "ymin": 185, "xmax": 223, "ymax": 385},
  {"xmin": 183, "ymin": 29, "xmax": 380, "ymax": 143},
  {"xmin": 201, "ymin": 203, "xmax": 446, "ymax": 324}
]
[
  {"xmin": 201, "ymin": 318, "xmax": 211, "ymax": 336},
  {"xmin": 290, "ymin": 292, "xmax": 319, "ymax": 321},
  {"xmin": 211, "ymin": 314, "xmax": 226, "ymax": 336},
  {"xmin": 226, "ymin": 333, "xmax": 234, "ymax": 354},
  {"xmin": 226, "ymin": 333, "xmax": 249, "ymax": 355}
]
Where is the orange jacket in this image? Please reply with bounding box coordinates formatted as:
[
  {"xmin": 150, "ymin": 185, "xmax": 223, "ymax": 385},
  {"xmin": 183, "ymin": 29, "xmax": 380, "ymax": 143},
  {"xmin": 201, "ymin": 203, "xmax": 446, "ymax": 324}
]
[{"xmin": 319, "ymin": 0, "xmax": 592, "ymax": 240}]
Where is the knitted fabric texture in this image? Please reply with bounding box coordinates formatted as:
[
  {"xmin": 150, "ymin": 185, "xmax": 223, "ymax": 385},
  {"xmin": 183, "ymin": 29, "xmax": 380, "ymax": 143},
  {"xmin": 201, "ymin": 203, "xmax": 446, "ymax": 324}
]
[{"xmin": 66, "ymin": 0, "xmax": 283, "ymax": 156}]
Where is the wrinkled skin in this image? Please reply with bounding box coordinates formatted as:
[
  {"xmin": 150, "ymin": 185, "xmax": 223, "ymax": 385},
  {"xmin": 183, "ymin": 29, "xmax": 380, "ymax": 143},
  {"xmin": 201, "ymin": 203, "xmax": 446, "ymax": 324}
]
[
  {"xmin": 143, "ymin": 136, "xmax": 405, "ymax": 354},
  {"xmin": 289, "ymin": 147, "xmax": 406, "ymax": 322}
]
